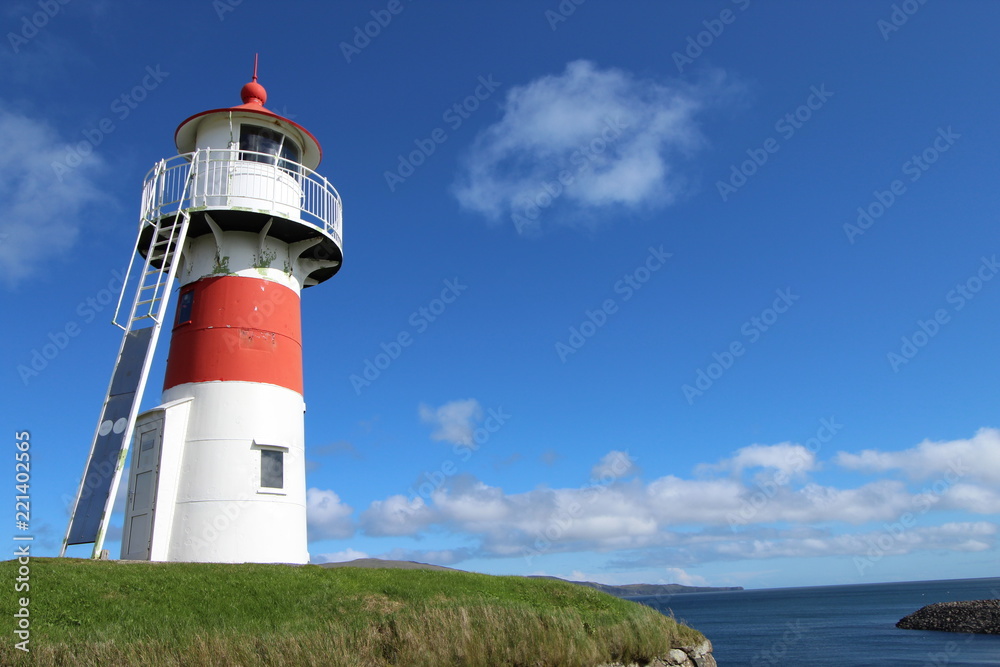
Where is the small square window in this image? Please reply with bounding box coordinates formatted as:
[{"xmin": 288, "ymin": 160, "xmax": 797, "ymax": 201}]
[{"xmin": 260, "ymin": 449, "xmax": 283, "ymax": 489}]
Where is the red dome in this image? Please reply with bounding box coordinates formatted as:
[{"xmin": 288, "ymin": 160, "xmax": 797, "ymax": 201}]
[{"xmin": 240, "ymin": 80, "xmax": 267, "ymax": 106}]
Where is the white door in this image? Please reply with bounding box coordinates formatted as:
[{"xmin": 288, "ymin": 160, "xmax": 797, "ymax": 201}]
[{"xmin": 121, "ymin": 419, "xmax": 162, "ymax": 560}]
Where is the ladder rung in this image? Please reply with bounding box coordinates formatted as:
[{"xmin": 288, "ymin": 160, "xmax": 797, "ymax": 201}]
[{"xmin": 119, "ymin": 211, "xmax": 189, "ymax": 333}]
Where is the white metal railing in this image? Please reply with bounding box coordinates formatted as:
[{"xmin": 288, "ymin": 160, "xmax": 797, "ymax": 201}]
[{"xmin": 139, "ymin": 148, "xmax": 343, "ymax": 249}]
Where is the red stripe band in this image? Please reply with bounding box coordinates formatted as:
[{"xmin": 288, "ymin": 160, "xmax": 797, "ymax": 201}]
[{"xmin": 163, "ymin": 276, "xmax": 303, "ymax": 393}]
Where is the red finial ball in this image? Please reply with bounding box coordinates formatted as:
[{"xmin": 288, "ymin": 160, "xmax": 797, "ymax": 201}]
[{"xmin": 241, "ymin": 80, "xmax": 267, "ymax": 106}]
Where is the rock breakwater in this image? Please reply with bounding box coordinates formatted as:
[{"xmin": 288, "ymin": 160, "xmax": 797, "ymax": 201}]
[{"xmin": 896, "ymin": 599, "xmax": 1000, "ymax": 634}]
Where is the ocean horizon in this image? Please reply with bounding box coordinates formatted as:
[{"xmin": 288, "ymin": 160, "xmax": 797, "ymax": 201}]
[{"xmin": 632, "ymin": 576, "xmax": 1000, "ymax": 666}]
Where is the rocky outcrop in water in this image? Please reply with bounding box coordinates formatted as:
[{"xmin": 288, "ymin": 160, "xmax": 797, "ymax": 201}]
[
  {"xmin": 602, "ymin": 639, "xmax": 716, "ymax": 667},
  {"xmin": 896, "ymin": 599, "xmax": 1000, "ymax": 634},
  {"xmin": 658, "ymin": 639, "xmax": 716, "ymax": 667}
]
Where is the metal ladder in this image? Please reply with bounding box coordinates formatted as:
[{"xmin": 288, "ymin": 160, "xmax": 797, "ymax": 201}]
[{"xmin": 61, "ymin": 162, "xmax": 193, "ymax": 559}]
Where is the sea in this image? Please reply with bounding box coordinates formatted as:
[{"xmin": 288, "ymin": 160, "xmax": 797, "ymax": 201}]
[{"xmin": 631, "ymin": 577, "xmax": 1000, "ymax": 666}]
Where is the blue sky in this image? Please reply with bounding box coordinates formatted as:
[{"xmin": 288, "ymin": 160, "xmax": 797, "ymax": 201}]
[{"xmin": 3, "ymin": 1, "xmax": 999, "ymax": 590}]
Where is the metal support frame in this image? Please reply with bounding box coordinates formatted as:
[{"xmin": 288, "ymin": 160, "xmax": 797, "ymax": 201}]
[{"xmin": 60, "ymin": 159, "xmax": 195, "ymax": 558}]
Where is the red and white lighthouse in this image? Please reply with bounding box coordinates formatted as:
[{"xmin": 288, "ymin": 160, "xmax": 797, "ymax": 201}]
[{"xmin": 62, "ymin": 60, "xmax": 342, "ymax": 564}]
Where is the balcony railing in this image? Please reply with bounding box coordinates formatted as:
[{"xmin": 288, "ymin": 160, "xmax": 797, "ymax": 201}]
[{"xmin": 139, "ymin": 148, "xmax": 343, "ymax": 249}]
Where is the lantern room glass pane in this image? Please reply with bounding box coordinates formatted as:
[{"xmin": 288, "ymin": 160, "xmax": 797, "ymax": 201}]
[{"xmin": 239, "ymin": 124, "xmax": 300, "ymax": 175}]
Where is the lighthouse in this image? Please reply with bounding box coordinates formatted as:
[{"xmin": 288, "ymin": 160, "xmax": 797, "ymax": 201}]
[{"xmin": 61, "ymin": 59, "xmax": 342, "ymax": 564}]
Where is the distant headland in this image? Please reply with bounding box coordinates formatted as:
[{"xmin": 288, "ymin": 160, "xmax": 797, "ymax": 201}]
[{"xmin": 529, "ymin": 576, "xmax": 743, "ymax": 599}]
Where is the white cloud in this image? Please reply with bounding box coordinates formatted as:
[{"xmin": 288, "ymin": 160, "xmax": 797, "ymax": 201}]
[
  {"xmin": 646, "ymin": 476, "xmax": 912, "ymax": 526},
  {"xmin": 435, "ymin": 481, "xmax": 510, "ymax": 526},
  {"xmin": 354, "ymin": 433, "xmax": 1000, "ymax": 569},
  {"xmin": 944, "ymin": 483, "xmax": 1000, "ymax": 514},
  {"xmin": 452, "ymin": 60, "xmax": 737, "ymax": 233},
  {"xmin": 419, "ymin": 398, "xmax": 483, "ymax": 446},
  {"xmin": 663, "ymin": 567, "xmax": 709, "ymax": 587},
  {"xmin": 699, "ymin": 442, "xmax": 818, "ymax": 478},
  {"xmin": 361, "ymin": 473, "xmax": 998, "ymax": 566},
  {"xmin": 0, "ymin": 103, "xmax": 107, "ymax": 287},
  {"xmin": 835, "ymin": 428, "xmax": 999, "ymax": 484},
  {"xmin": 313, "ymin": 548, "xmax": 369, "ymax": 564},
  {"xmin": 609, "ymin": 522, "xmax": 999, "ymax": 570},
  {"xmin": 591, "ymin": 450, "xmax": 637, "ymax": 480},
  {"xmin": 306, "ymin": 488, "xmax": 355, "ymax": 541},
  {"xmin": 359, "ymin": 494, "xmax": 433, "ymax": 537}
]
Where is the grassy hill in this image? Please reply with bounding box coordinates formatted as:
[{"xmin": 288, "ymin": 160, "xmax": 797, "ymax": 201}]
[{"xmin": 2, "ymin": 558, "xmax": 704, "ymax": 666}]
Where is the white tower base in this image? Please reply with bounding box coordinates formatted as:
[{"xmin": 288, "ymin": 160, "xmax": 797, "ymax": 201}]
[{"xmin": 121, "ymin": 382, "xmax": 308, "ymax": 564}]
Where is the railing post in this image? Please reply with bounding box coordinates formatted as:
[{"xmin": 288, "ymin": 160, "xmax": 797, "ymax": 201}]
[
  {"xmin": 189, "ymin": 149, "xmax": 200, "ymax": 210},
  {"xmin": 156, "ymin": 159, "xmax": 167, "ymax": 221},
  {"xmin": 271, "ymin": 160, "xmax": 278, "ymax": 211}
]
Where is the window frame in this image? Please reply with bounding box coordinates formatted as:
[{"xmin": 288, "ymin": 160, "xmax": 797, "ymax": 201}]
[{"xmin": 251, "ymin": 442, "xmax": 289, "ymax": 495}]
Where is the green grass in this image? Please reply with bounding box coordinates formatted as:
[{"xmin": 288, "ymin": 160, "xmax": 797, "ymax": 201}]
[{"xmin": 1, "ymin": 558, "xmax": 703, "ymax": 666}]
